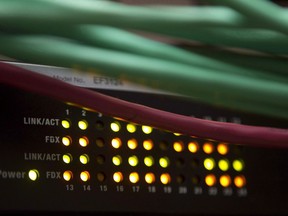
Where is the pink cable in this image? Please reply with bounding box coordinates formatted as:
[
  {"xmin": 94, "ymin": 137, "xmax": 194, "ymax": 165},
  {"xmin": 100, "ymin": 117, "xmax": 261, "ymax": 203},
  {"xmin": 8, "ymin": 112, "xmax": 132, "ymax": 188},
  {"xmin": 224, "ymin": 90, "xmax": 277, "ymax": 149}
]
[{"xmin": 1, "ymin": 61, "xmax": 288, "ymax": 148}]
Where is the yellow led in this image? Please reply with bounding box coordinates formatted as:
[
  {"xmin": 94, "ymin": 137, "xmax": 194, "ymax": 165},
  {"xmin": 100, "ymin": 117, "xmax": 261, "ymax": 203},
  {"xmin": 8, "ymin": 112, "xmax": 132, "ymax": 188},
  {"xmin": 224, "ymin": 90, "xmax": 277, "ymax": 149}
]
[
  {"xmin": 28, "ymin": 169, "xmax": 39, "ymax": 181},
  {"xmin": 203, "ymin": 142, "xmax": 214, "ymax": 154},
  {"xmin": 127, "ymin": 123, "xmax": 137, "ymax": 133},
  {"xmin": 188, "ymin": 141, "xmax": 199, "ymax": 153},
  {"xmin": 78, "ymin": 120, "xmax": 88, "ymax": 130},
  {"xmin": 128, "ymin": 155, "xmax": 139, "ymax": 167},
  {"xmin": 217, "ymin": 143, "xmax": 229, "ymax": 155},
  {"xmin": 159, "ymin": 157, "xmax": 170, "ymax": 168},
  {"xmin": 62, "ymin": 154, "xmax": 72, "ymax": 164},
  {"xmin": 63, "ymin": 171, "xmax": 73, "ymax": 181},
  {"xmin": 112, "ymin": 155, "xmax": 122, "ymax": 166},
  {"xmin": 218, "ymin": 159, "xmax": 229, "ymax": 171},
  {"xmin": 220, "ymin": 175, "xmax": 231, "ymax": 187},
  {"xmin": 110, "ymin": 121, "xmax": 121, "ymax": 132},
  {"xmin": 129, "ymin": 172, "xmax": 139, "ymax": 184},
  {"xmin": 173, "ymin": 141, "xmax": 184, "ymax": 152},
  {"xmin": 233, "ymin": 159, "xmax": 244, "ymax": 172},
  {"xmin": 80, "ymin": 171, "xmax": 90, "ymax": 182},
  {"xmin": 113, "ymin": 172, "xmax": 123, "ymax": 183},
  {"xmin": 234, "ymin": 175, "xmax": 246, "ymax": 188},
  {"xmin": 144, "ymin": 156, "xmax": 154, "ymax": 167},
  {"xmin": 111, "ymin": 138, "xmax": 122, "ymax": 149},
  {"xmin": 61, "ymin": 120, "xmax": 70, "ymax": 129},
  {"xmin": 205, "ymin": 174, "xmax": 216, "ymax": 186},
  {"xmin": 160, "ymin": 173, "xmax": 171, "ymax": 185},
  {"xmin": 145, "ymin": 173, "xmax": 155, "ymax": 184},
  {"xmin": 79, "ymin": 137, "xmax": 89, "ymax": 147},
  {"xmin": 174, "ymin": 133, "xmax": 181, "ymax": 136},
  {"xmin": 79, "ymin": 154, "xmax": 89, "ymax": 164},
  {"xmin": 204, "ymin": 158, "xmax": 215, "ymax": 170},
  {"xmin": 143, "ymin": 139, "xmax": 154, "ymax": 150},
  {"xmin": 142, "ymin": 125, "xmax": 153, "ymax": 134},
  {"xmin": 127, "ymin": 139, "xmax": 138, "ymax": 150},
  {"xmin": 62, "ymin": 136, "xmax": 71, "ymax": 146}
]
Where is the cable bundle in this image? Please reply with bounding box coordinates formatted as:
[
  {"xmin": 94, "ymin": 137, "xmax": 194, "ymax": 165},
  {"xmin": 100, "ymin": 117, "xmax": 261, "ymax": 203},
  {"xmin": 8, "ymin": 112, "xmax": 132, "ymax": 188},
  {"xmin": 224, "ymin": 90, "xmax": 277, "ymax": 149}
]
[{"xmin": 0, "ymin": 0, "xmax": 288, "ymax": 148}]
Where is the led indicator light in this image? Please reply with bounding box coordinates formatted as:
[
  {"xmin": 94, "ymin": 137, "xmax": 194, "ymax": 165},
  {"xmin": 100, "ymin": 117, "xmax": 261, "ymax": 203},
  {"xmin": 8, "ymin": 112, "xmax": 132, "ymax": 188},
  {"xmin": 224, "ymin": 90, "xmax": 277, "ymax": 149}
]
[
  {"xmin": 63, "ymin": 171, "xmax": 73, "ymax": 181},
  {"xmin": 145, "ymin": 173, "xmax": 155, "ymax": 184},
  {"xmin": 142, "ymin": 125, "xmax": 153, "ymax": 134},
  {"xmin": 127, "ymin": 123, "xmax": 137, "ymax": 133},
  {"xmin": 203, "ymin": 142, "xmax": 214, "ymax": 154},
  {"xmin": 129, "ymin": 172, "xmax": 140, "ymax": 184},
  {"xmin": 217, "ymin": 143, "xmax": 229, "ymax": 155},
  {"xmin": 78, "ymin": 120, "xmax": 88, "ymax": 130},
  {"xmin": 111, "ymin": 138, "xmax": 122, "ymax": 149},
  {"xmin": 173, "ymin": 133, "xmax": 181, "ymax": 136},
  {"xmin": 204, "ymin": 158, "xmax": 215, "ymax": 170},
  {"xmin": 96, "ymin": 138, "xmax": 105, "ymax": 148},
  {"xmin": 79, "ymin": 137, "xmax": 89, "ymax": 147},
  {"xmin": 144, "ymin": 156, "xmax": 154, "ymax": 167},
  {"xmin": 218, "ymin": 159, "xmax": 229, "ymax": 171},
  {"xmin": 127, "ymin": 139, "xmax": 138, "ymax": 150},
  {"xmin": 173, "ymin": 141, "xmax": 184, "ymax": 152},
  {"xmin": 234, "ymin": 175, "xmax": 246, "ymax": 188},
  {"xmin": 62, "ymin": 136, "xmax": 71, "ymax": 146},
  {"xmin": 220, "ymin": 175, "xmax": 231, "ymax": 187},
  {"xmin": 61, "ymin": 120, "xmax": 70, "ymax": 129},
  {"xmin": 233, "ymin": 160, "xmax": 244, "ymax": 172},
  {"xmin": 79, "ymin": 154, "xmax": 89, "ymax": 164},
  {"xmin": 128, "ymin": 155, "xmax": 139, "ymax": 167},
  {"xmin": 96, "ymin": 155, "xmax": 105, "ymax": 165},
  {"xmin": 110, "ymin": 121, "xmax": 121, "ymax": 132},
  {"xmin": 188, "ymin": 141, "xmax": 199, "ymax": 153},
  {"xmin": 80, "ymin": 171, "xmax": 90, "ymax": 182},
  {"xmin": 205, "ymin": 174, "xmax": 216, "ymax": 186},
  {"xmin": 62, "ymin": 154, "xmax": 72, "ymax": 164},
  {"xmin": 113, "ymin": 172, "xmax": 123, "ymax": 183},
  {"xmin": 96, "ymin": 172, "xmax": 106, "ymax": 182},
  {"xmin": 28, "ymin": 169, "xmax": 39, "ymax": 181},
  {"xmin": 143, "ymin": 139, "xmax": 153, "ymax": 150},
  {"xmin": 112, "ymin": 155, "xmax": 122, "ymax": 166},
  {"xmin": 160, "ymin": 173, "xmax": 171, "ymax": 185},
  {"xmin": 159, "ymin": 157, "xmax": 170, "ymax": 168}
]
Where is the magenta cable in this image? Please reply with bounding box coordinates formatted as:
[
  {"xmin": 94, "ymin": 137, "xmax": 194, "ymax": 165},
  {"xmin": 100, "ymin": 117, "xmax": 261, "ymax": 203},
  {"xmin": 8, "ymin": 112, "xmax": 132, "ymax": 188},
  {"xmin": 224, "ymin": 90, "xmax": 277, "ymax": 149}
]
[{"xmin": 1, "ymin": 61, "xmax": 288, "ymax": 148}]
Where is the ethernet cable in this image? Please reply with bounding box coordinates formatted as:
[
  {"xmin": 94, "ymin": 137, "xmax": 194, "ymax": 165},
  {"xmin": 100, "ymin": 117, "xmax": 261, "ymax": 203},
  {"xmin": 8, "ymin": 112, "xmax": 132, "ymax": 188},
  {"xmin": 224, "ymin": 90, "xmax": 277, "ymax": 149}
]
[
  {"xmin": 1, "ymin": 61, "xmax": 288, "ymax": 149},
  {"xmin": 0, "ymin": 34, "xmax": 288, "ymax": 120}
]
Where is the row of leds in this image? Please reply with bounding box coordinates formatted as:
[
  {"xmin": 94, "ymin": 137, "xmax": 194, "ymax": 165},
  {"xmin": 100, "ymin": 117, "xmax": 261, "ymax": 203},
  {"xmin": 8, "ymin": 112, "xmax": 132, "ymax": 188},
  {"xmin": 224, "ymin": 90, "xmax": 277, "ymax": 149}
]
[
  {"xmin": 204, "ymin": 158, "xmax": 244, "ymax": 172},
  {"xmin": 28, "ymin": 169, "xmax": 246, "ymax": 188},
  {"xmin": 61, "ymin": 119, "xmax": 153, "ymax": 134}
]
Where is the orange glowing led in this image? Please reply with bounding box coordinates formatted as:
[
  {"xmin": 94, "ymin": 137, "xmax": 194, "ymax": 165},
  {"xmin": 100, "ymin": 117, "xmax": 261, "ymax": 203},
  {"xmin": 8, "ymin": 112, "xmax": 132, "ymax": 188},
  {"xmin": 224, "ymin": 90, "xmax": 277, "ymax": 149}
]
[
  {"xmin": 205, "ymin": 174, "xmax": 216, "ymax": 186},
  {"xmin": 234, "ymin": 175, "xmax": 246, "ymax": 188},
  {"xmin": 219, "ymin": 175, "xmax": 231, "ymax": 187},
  {"xmin": 113, "ymin": 172, "xmax": 123, "ymax": 183},
  {"xmin": 63, "ymin": 171, "xmax": 73, "ymax": 181},
  {"xmin": 127, "ymin": 139, "xmax": 138, "ymax": 150},
  {"xmin": 62, "ymin": 136, "xmax": 71, "ymax": 146},
  {"xmin": 160, "ymin": 173, "xmax": 171, "ymax": 185},
  {"xmin": 217, "ymin": 143, "xmax": 229, "ymax": 155},
  {"xmin": 79, "ymin": 137, "xmax": 89, "ymax": 147},
  {"xmin": 188, "ymin": 141, "xmax": 199, "ymax": 153},
  {"xmin": 142, "ymin": 125, "xmax": 153, "ymax": 134},
  {"xmin": 111, "ymin": 138, "xmax": 122, "ymax": 149},
  {"xmin": 203, "ymin": 142, "xmax": 214, "ymax": 154},
  {"xmin": 173, "ymin": 141, "xmax": 184, "ymax": 152},
  {"xmin": 80, "ymin": 171, "xmax": 90, "ymax": 182},
  {"xmin": 143, "ymin": 139, "xmax": 153, "ymax": 150},
  {"xmin": 129, "ymin": 172, "xmax": 140, "ymax": 184},
  {"xmin": 145, "ymin": 173, "xmax": 155, "ymax": 184}
]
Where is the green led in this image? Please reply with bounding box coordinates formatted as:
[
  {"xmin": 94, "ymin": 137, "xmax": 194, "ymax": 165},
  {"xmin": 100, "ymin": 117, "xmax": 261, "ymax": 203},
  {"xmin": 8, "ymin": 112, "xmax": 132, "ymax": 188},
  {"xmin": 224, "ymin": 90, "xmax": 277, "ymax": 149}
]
[
  {"xmin": 28, "ymin": 169, "xmax": 39, "ymax": 181},
  {"xmin": 62, "ymin": 154, "xmax": 72, "ymax": 164},
  {"xmin": 128, "ymin": 155, "xmax": 139, "ymax": 167},
  {"xmin": 61, "ymin": 120, "xmax": 70, "ymax": 129},
  {"xmin": 159, "ymin": 157, "xmax": 170, "ymax": 168},
  {"xmin": 218, "ymin": 159, "xmax": 229, "ymax": 171},
  {"xmin": 233, "ymin": 159, "xmax": 244, "ymax": 172},
  {"xmin": 204, "ymin": 158, "xmax": 215, "ymax": 171},
  {"xmin": 127, "ymin": 123, "xmax": 137, "ymax": 133},
  {"xmin": 111, "ymin": 121, "xmax": 121, "ymax": 132},
  {"xmin": 112, "ymin": 155, "xmax": 122, "ymax": 166},
  {"xmin": 144, "ymin": 156, "xmax": 154, "ymax": 167},
  {"xmin": 79, "ymin": 154, "xmax": 89, "ymax": 164},
  {"xmin": 78, "ymin": 120, "xmax": 88, "ymax": 130}
]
